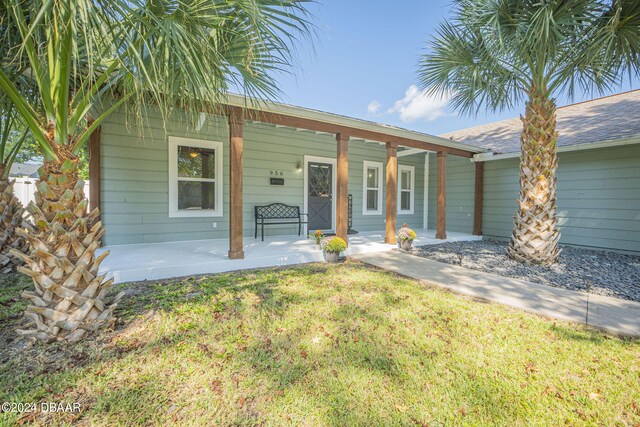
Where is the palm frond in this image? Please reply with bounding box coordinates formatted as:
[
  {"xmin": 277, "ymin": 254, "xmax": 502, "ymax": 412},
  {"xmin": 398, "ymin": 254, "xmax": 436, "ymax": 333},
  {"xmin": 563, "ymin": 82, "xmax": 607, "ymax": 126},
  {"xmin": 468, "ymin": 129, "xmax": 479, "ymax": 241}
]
[
  {"xmin": 0, "ymin": 3, "xmax": 42, "ymax": 166},
  {"xmin": 419, "ymin": 0, "xmax": 640, "ymax": 115},
  {"xmin": 1, "ymin": 0, "xmax": 315, "ymax": 160},
  {"xmin": 419, "ymin": 20, "xmax": 526, "ymax": 116}
]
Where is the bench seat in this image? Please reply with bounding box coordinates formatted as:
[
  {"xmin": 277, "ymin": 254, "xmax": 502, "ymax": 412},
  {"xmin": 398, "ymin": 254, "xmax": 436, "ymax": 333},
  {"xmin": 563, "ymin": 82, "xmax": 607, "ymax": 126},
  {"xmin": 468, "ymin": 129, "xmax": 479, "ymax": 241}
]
[{"xmin": 254, "ymin": 203, "xmax": 308, "ymax": 241}]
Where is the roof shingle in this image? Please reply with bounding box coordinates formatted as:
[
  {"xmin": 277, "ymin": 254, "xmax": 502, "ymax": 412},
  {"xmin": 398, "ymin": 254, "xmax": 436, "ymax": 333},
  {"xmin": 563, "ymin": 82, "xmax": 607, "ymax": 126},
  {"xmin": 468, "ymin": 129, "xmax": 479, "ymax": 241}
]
[
  {"xmin": 441, "ymin": 90, "xmax": 640, "ymax": 154},
  {"xmin": 9, "ymin": 163, "xmax": 40, "ymax": 178}
]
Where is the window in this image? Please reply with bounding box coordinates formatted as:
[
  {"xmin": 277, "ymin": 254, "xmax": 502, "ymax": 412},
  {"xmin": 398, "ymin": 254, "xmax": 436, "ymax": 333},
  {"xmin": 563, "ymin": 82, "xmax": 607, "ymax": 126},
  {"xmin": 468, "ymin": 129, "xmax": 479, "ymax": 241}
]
[
  {"xmin": 362, "ymin": 161, "xmax": 383, "ymax": 215},
  {"xmin": 168, "ymin": 136, "xmax": 223, "ymax": 217},
  {"xmin": 398, "ymin": 165, "xmax": 415, "ymax": 214}
]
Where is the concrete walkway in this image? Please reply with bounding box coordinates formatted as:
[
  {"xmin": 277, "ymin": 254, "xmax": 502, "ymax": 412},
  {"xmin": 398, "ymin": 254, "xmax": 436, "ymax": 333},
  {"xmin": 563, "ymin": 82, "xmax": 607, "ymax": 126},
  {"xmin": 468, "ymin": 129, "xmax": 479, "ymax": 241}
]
[{"xmin": 354, "ymin": 251, "xmax": 640, "ymax": 338}]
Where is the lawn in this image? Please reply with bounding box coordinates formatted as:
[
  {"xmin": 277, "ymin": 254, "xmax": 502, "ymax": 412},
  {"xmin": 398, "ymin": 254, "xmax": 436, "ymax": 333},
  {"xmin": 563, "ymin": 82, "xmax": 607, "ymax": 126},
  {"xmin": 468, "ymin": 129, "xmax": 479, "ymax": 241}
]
[{"xmin": 1, "ymin": 261, "xmax": 639, "ymax": 426}]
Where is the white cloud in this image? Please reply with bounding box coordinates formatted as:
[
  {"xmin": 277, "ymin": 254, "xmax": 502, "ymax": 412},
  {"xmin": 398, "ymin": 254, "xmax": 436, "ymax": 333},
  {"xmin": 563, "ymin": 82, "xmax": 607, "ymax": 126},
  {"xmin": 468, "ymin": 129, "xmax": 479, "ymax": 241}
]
[
  {"xmin": 367, "ymin": 100, "xmax": 382, "ymax": 115},
  {"xmin": 388, "ymin": 85, "xmax": 450, "ymax": 123}
]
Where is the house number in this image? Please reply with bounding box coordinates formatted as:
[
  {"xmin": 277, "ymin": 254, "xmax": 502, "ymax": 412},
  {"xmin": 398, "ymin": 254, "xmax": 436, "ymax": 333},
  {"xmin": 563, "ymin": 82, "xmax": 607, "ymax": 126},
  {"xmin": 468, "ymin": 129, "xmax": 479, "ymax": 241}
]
[{"xmin": 269, "ymin": 170, "xmax": 284, "ymax": 176}]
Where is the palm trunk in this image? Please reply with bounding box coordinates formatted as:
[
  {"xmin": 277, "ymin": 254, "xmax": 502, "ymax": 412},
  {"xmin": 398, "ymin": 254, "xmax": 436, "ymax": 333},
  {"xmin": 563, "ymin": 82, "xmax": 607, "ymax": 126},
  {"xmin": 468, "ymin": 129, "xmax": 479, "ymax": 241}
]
[
  {"xmin": 0, "ymin": 169, "xmax": 29, "ymax": 273},
  {"xmin": 10, "ymin": 146, "xmax": 122, "ymax": 343},
  {"xmin": 507, "ymin": 86, "xmax": 561, "ymax": 265}
]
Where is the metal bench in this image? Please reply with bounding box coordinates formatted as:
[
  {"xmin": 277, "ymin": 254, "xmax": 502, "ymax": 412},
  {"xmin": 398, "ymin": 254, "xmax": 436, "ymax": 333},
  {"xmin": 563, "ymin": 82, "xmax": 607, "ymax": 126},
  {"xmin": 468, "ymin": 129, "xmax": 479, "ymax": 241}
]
[{"xmin": 254, "ymin": 203, "xmax": 307, "ymax": 241}]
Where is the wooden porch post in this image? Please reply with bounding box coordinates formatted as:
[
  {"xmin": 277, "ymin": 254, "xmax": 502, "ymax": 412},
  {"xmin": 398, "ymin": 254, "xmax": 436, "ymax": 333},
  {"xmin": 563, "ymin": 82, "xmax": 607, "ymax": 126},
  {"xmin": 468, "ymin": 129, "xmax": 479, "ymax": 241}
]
[
  {"xmin": 336, "ymin": 133, "xmax": 349, "ymax": 243},
  {"xmin": 473, "ymin": 161, "xmax": 484, "ymax": 236},
  {"xmin": 88, "ymin": 125, "xmax": 101, "ymax": 215},
  {"xmin": 436, "ymin": 151, "xmax": 447, "ymax": 240},
  {"xmin": 385, "ymin": 142, "xmax": 398, "ymax": 244},
  {"xmin": 228, "ymin": 108, "xmax": 244, "ymax": 259}
]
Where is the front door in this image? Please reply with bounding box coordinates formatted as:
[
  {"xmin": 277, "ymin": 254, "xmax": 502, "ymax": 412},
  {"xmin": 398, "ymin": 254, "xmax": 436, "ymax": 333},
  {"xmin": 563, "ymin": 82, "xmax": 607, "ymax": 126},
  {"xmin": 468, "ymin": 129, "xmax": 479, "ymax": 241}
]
[{"xmin": 307, "ymin": 161, "xmax": 333, "ymax": 231}]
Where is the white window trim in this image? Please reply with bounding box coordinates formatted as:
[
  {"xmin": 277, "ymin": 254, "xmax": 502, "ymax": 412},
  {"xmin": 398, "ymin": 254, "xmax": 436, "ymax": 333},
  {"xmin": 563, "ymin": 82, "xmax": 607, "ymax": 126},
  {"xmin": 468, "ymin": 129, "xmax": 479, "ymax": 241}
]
[
  {"xmin": 168, "ymin": 136, "xmax": 223, "ymax": 218},
  {"xmin": 362, "ymin": 160, "xmax": 383, "ymax": 215},
  {"xmin": 398, "ymin": 164, "xmax": 415, "ymax": 215}
]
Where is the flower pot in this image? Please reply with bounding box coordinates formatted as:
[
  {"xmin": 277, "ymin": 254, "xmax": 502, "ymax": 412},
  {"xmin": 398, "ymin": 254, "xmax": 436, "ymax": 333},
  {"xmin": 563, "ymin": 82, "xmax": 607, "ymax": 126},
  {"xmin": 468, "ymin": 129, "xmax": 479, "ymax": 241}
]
[
  {"xmin": 323, "ymin": 251, "xmax": 340, "ymax": 263},
  {"xmin": 399, "ymin": 239, "xmax": 413, "ymax": 251},
  {"xmin": 315, "ymin": 243, "xmax": 322, "ymax": 250}
]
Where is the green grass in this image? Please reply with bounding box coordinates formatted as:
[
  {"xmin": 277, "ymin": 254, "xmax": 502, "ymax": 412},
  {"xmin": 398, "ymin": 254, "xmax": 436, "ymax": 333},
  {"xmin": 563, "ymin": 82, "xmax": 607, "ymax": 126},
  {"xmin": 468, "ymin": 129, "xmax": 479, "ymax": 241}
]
[
  {"xmin": 1, "ymin": 261, "xmax": 639, "ymax": 426},
  {"xmin": 0, "ymin": 273, "xmax": 30, "ymax": 323}
]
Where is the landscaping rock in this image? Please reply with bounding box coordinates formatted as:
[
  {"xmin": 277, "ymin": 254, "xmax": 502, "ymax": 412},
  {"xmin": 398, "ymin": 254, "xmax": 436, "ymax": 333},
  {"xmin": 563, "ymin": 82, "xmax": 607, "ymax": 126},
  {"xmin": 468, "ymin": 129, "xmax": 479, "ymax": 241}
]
[
  {"xmin": 123, "ymin": 287, "xmax": 144, "ymax": 297},
  {"xmin": 412, "ymin": 240, "xmax": 640, "ymax": 302}
]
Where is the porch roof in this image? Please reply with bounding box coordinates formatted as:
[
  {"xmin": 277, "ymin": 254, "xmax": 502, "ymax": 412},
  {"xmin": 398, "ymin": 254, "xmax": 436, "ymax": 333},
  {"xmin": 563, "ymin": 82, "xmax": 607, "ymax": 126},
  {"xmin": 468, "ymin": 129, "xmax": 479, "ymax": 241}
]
[{"xmin": 224, "ymin": 94, "xmax": 486, "ymax": 158}]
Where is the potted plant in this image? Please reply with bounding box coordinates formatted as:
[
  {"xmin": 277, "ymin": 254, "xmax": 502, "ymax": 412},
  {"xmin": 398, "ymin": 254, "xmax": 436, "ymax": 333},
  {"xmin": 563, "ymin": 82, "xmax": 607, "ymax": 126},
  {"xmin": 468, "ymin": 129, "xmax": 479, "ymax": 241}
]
[
  {"xmin": 311, "ymin": 229, "xmax": 325, "ymax": 249},
  {"xmin": 321, "ymin": 236, "xmax": 347, "ymax": 263},
  {"xmin": 397, "ymin": 224, "xmax": 416, "ymax": 251}
]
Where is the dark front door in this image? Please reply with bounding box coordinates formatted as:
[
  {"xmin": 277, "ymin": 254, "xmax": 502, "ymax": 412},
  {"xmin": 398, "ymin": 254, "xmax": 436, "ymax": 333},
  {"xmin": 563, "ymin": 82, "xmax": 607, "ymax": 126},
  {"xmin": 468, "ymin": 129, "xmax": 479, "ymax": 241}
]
[{"xmin": 308, "ymin": 162, "xmax": 333, "ymax": 231}]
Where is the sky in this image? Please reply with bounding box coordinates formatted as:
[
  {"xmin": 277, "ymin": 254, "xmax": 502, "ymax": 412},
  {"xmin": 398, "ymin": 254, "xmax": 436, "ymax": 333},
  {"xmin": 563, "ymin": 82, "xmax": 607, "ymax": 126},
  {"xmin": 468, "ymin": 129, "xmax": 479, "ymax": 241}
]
[{"xmin": 273, "ymin": 0, "xmax": 639, "ymax": 136}]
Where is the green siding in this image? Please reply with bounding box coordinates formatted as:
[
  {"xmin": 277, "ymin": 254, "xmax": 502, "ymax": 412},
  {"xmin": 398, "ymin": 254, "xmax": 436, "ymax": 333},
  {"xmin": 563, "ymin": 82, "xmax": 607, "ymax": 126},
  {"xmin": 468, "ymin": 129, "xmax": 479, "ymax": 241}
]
[
  {"xmin": 100, "ymin": 109, "xmax": 426, "ymax": 245},
  {"xmin": 427, "ymin": 154, "xmax": 476, "ymax": 233},
  {"xmin": 100, "ymin": 110, "xmax": 230, "ymax": 245},
  {"xmin": 483, "ymin": 144, "xmax": 640, "ymax": 253},
  {"xmin": 101, "ymin": 108, "xmax": 640, "ymax": 252}
]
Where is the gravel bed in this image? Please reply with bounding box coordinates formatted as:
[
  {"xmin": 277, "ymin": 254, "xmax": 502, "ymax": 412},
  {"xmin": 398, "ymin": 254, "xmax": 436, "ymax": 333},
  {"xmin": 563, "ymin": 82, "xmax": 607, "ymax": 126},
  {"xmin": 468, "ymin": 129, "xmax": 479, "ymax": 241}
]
[{"xmin": 411, "ymin": 240, "xmax": 640, "ymax": 302}]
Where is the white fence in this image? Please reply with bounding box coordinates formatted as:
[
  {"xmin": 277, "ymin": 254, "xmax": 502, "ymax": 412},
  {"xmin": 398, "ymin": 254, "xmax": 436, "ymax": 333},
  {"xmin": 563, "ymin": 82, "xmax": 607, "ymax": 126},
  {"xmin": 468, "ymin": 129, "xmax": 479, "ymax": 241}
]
[{"xmin": 13, "ymin": 177, "xmax": 90, "ymax": 207}]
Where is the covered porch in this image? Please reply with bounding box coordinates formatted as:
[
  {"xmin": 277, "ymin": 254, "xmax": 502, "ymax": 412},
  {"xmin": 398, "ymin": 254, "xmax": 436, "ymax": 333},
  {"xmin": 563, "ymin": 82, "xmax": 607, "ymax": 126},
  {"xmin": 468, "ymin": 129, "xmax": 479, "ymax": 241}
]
[
  {"xmin": 91, "ymin": 96, "xmax": 486, "ymax": 257},
  {"xmin": 220, "ymin": 100, "xmax": 487, "ymax": 259},
  {"xmin": 98, "ymin": 229, "xmax": 481, "ymax": 284}
]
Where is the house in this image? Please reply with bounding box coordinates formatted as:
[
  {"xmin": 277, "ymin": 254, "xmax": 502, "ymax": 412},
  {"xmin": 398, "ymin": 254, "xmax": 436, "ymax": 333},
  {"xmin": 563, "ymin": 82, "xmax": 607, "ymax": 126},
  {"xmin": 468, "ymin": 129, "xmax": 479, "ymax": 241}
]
[
  {"xmin": 94, "ymin": 95, "xmax": 486, "ymax": 262},
  {"xmin": 442, "ymin": 90, "xmax": 640, "ymax": 254},
  {"xmin": 93, "ymin": 90, "xmax": 639, "ymax": 282},
  {"xmin": 9, "ymin": 162, "xmax": 40, "ymax": 178}
]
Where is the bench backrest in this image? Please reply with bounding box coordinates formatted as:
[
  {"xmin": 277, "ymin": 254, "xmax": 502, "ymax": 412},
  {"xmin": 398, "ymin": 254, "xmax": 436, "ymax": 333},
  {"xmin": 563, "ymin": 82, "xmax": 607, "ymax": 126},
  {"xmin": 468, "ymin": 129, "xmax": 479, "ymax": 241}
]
[{"xmin": 255, "ymin": 203, "xmax": 300, "ymax": 219}]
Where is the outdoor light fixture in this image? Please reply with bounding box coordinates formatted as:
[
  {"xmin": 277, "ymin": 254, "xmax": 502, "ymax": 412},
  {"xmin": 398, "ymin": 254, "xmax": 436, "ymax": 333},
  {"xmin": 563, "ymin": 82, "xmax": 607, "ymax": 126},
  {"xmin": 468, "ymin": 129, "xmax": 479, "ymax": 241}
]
[{"xmin": 296, "ymin": 161, "xmax": 302, "ymax": 171}]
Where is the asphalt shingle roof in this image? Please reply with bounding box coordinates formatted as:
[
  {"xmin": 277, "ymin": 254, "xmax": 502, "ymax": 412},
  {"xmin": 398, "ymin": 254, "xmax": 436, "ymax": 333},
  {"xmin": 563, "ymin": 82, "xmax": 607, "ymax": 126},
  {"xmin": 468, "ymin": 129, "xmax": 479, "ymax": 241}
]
[
  {"xmin": 9, "ymin": 163, "xmax": 40, "ymax": 178},
  {"xmin": 440, "ymin": 90, "xmax": 640, "ymax": 154}
]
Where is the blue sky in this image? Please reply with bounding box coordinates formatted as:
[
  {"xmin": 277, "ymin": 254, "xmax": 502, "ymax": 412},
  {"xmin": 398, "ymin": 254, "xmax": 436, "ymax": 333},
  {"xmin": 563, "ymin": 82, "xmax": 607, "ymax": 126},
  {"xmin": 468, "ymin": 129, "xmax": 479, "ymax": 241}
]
[{"xmin": 274, "ymin": 0, "xmax": 638, "ymax": 135}]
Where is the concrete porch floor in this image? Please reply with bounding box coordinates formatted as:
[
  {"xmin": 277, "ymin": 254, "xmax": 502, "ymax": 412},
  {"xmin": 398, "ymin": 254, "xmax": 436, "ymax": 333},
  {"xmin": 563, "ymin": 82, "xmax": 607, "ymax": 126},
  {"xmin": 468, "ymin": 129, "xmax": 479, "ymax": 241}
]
[{"xmin": 98, "ymin": 229, "xmax": 481, "ymax": 284}]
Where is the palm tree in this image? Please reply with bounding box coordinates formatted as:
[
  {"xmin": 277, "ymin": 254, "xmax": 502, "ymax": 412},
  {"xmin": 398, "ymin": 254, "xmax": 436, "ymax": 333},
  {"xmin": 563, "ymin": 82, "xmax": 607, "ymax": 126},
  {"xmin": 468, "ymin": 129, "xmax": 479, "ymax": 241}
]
[
  {"xmin": 0, "ymin": 4, "xmax": 35, "ymax": 274},
  {"xmin": 419, "ymin": 0, "xmax": 640, "ymax": 265},
  {"xmin": 0, "ymin": 98, "xmax": 32, "ymax": 274},
  {"xmin": 0, "ymin": 0, "xmax": 312, "ymax": 342}
]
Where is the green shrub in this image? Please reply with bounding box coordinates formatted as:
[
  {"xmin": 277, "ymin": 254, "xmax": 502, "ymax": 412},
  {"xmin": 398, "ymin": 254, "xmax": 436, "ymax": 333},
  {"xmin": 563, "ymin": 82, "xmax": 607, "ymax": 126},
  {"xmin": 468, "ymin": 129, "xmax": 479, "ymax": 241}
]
[{"xmin": 323, "ymin": 236, "xmax": 347, "ymax": 253}]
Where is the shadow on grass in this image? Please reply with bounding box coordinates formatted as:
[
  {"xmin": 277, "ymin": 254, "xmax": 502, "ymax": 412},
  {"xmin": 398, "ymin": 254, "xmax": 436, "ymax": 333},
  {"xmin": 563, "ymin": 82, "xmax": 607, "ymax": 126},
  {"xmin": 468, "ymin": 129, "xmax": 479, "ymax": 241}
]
[
  {"xmin": 1, "ymin": 263, "xmax": 370, "ymax": 379},
  {"xmin": 2, "ymin": 261, "xmax": 639, "ymax": 426}
]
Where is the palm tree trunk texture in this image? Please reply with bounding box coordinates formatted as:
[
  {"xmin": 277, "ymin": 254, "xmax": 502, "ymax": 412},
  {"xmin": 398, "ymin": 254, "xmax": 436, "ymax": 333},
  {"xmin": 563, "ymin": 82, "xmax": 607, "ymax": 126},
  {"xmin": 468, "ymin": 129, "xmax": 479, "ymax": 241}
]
[
  {"xmin": 0, "ymin": 172, "xmax": 29, "ymax": 273},
  {"xmin": 507, "ymin": 87, "xmax": 561, "ymax": 265},
  {"xmin": 10, "ymin": 150, "xmax": 122, "ymax": 343}
]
